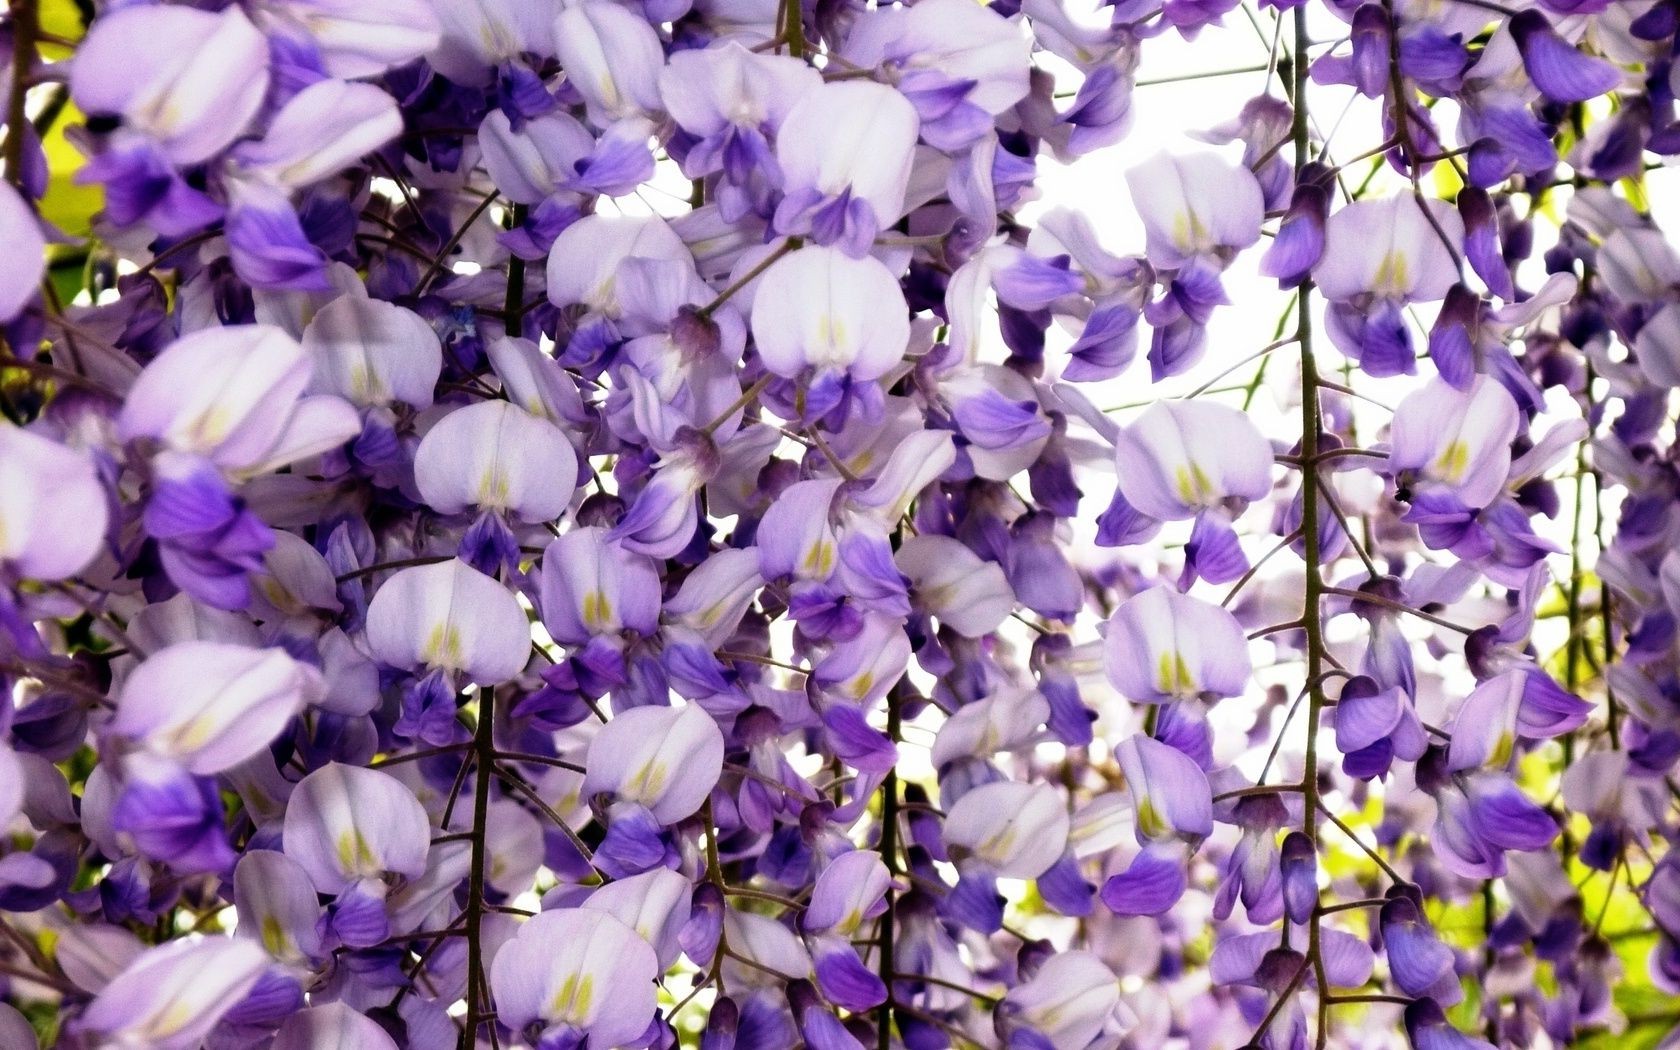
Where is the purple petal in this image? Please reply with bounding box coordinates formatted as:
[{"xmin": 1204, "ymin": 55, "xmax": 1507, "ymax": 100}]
[
  {"xmin": 1511, "ymin": 11, "xmax": 1621, "ymax": 103},
  {"xmin": 1099, "ymin": 846, "xmax": 1187, "ymax": 916}
]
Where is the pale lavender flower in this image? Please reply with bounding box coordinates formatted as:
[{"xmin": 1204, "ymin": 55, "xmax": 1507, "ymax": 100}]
[
  {"xmin": 1103, "ymin": 586, "xmax": 1251, "ymax": 704},
  {"xmin": 489, "ymin": 908, "xmax": 660, "ymax": 1047},
  {"xmin": 75, "ymin": 937, "xmax": 270, "ymax": 1050}
]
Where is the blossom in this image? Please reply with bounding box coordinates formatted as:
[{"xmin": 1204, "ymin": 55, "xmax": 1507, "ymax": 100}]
[
  {"xmin": 0, "ymin": 425, "xmax": 108, "ymax": 582},
  {"xmin": 1117, "ymin": 735, "xmax": 1212, "ymax": 846},
  {"xmin": 1111, "ymin": 400, "xmax": 1272, "ymax": 522},
  {"xmin": 772, "ymin": 81, "xmax": 919, "ymax": 254},
  {"xmin": 75, "ymin": 937, "xmax": 270, "ymax": 1050},
  {"xmin": 490, "ymin": 908, "xmax": 660, "ymax": 1048},
  {"xmin": 749, "ymin": 245, "xmax": 910, "ymax": 416},
  {"xmin": 414, "ymin": 400, "xmax": 579, "ymax": 523},
  {"xmin": 365, "ymin": 559, "xmax": 531, "ymax": 684},
  {"xmin": 301, "ymin": 291, "xmax": 444, "ymax": 410},
  {"xmin": 1387, "ymin": 376, "xmax": 1520, "ymax": 509},
  {"xmin": 1315, "ymin": 196, "xmax": 1466, "ymax": 376},
  {"xmin": 282, "ymin": 762, "xmax": 431, "ymax": 894},
  {"xmin": 1125, "ymin": 151, "xmax": 1265, "ymax": 269},
  {"xmin": 1103, "ymin": 586, "xmax": 1250, "ymax": 704},
  {"xmin": 108, "ymin": 642, "xmax": 322, "ymax": 775},
  {"xmin": 942, "ymin": 781, "xmax": 1070, "ymax": 879},
  {"xmin": 999, "ymin": 952, "xmax": 1127, "ymax": 1049},
  {"xmin": 584, "ymin": 702, "xmax": 725, "ymax": 824},
  {"xmin": 118, "ymin": 325, "xmax": 360, "ymax": 475},
  {"xmin": 0, "ymin": 184, "xmax": 44, "ymax": 322},
  {"xmin": 70, "ymin": 5, "xmax": 270, "ymax": 165}
]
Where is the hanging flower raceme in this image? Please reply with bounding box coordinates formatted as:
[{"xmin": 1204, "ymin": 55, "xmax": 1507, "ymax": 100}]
[{"xmin": 0, "ymin": 0, "xmax": 1667, "ymax": 1045}]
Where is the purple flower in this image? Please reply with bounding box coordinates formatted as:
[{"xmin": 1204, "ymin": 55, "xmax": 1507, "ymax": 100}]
[
  {"xmin": 751, "ymin": 245, "xmax": 910, "ymax": 391},
  {"xmin": 491, "ymin": 908, "xmax": 660, "ymax": 1047},
  {"xmin": 109, "ymin": 642, "xmax": 321, "ymax": 775},
  {"xmin": 365, "ymin": 559, "xmax": 532, "ymax": 684},
  {"xmin": 282, "ymin": 762, "xmax": 431, "ymax": 893},
  {"xmin": 0, "ymin": 183, "xmax": 44, "ymax": 322},
  {"xmin": 76, "ymin": 937, "xmax": 270, "ymax": 1050},
  {"xmin": 71, "ymin": 5, "xmax": 271, "ymax": 165},
  {"xmin": 414, "ymin": 400, "xmax": 579, "ymax": 523},
  {"xmin": 1103, "ymin": 586, "xmax": 1251, "ymax": 703},
  {"xmin": 1117, "ymin": 734, "xmax": 1212, "ymax": 846},
  {"xmin": 0, "ymin": 425, "xmax": 108, "ymax": 581},
  {"xmin": 584, "ymin": 702, "xmax": 725, "ymax": 824},
  {"xmin": 1388, "ymin": 376, "xmax": 1520, "ymax": 510},
  {"xmin": 773, "ymin": 82, "xmax": 919, "ymax": 255},
  {"xmin": 1125, "ymin": 151, "xmax": 1265, "ymax": 269},
  {"xmin": 1509, "ymin": 10, "xmax": 1622, "ymax": 104}
]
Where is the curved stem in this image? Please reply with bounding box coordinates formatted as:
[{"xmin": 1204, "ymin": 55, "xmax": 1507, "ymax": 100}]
[
  {"xmin": 461, "ymin": 685, "xmax": 496, "ymax": 1047},
  {"xmin": 1288, "ymin": 13, "xmax": 1331, "ymax": 1047},
  {"xmin": 876, "ymin": 684, "xmax": 902, "ymax": 1050},
  {"xmin": 5, "ymin": 0, "xmax": 36, "ymax": 190}
]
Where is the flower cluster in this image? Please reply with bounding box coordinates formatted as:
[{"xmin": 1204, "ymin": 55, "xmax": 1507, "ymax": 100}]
[{"xmin": 0, "ymin": 0, "xmax": 1674, "ymax": 1047}]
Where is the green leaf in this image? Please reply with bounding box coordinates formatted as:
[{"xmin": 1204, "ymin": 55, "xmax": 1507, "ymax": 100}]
[{"xmin": 40, "ymin": 101, "xmax": 100, "ymax": 245}]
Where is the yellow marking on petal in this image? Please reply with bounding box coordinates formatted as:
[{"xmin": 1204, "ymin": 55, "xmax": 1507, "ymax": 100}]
[
  {"xmin": 424, "ymin": 623, "xmax": 463, "ymax": 668},
  {"xmin": 986, "ymin": 826, "xmax": 1017, "ymax": 862},
  {"xmin": 582, "ymin": 590, "xmax": 614, "ymax": 631},
  {"xmin": 260, "ymin": 916, "xmax": 290, "ymax": 957},
  {"xmin": 1490, "ymin": 731, "xmax": 1514, "ymax": 769},
  {"xmin": 1156, "ymin": 652, "xmax": 1196, "ymax": 697},
  {"xmin": 818, "ymin": 314, "xmax": 848, "ymax": 359},
  {"xmin": 1433, "ymin": 440, "xmax": 1469, "ymax": 483},
  {"xmin": 150, "ymin": 1000, "xmax": 198, "ymax": 1038},
  {"xmin": 192, "ymin": 406, "xmax": 235, "ymax": 448},
  {"xmin": 478, "ymin": 467, "xmax": 511, "ymax": 508},
  {"xmin": 1171, "ymin": 211, "xmax": 1207, "ymax": 254},
  {"xmin": 629, "ymin": 761, "xmax": 668, "ymax": 800},
  {"xmin": 802, "ymin": 538, "xmax": 836, "ymax": 578},
  {"xmin": 551, "ymin": 973, "xmax": 596, "ymax": 1021},
  {"xmin": 336, "ymin": 829, "xmax": 378, "ymax": 874},
  {"xmin": 1174, "ymin": 463, "xmax": 1215, "ymax": 507},
  {"xmin": 260, "ymin": 577, "xmax": 293, "ymax": 610},
  {"xmin": 1373, "ymin": 251, "xmax": 1410, "ymax": 297},
  {"xmin": 349, "ymin": 363, "xmax": 375, "ymax": 402},
  {"xmin": 1136, "ymin": 798, "xmax": 1165, "ymax": 840},
  {"xmin": 551, "ymin": 973, "xmax": 577, "ymax": 1018},
  {"xmin": 170, "ymin": 714, "xmax": 219, "ymax": 755},
  {"xmin": 849, "ymin": 672, "xmax": 874, "ymax": 702}
]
